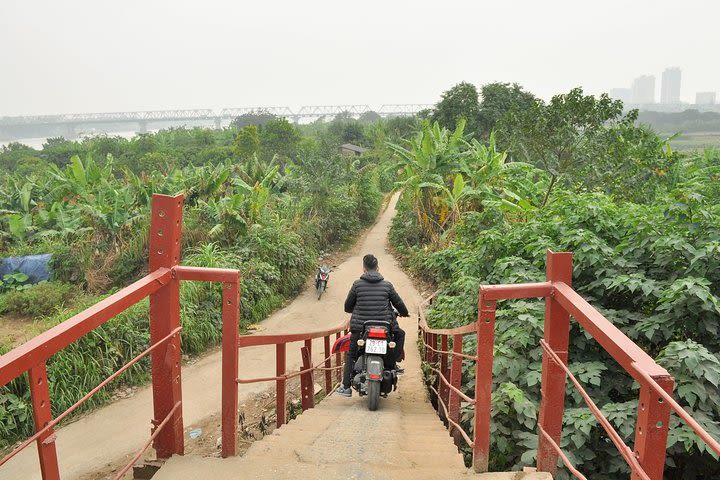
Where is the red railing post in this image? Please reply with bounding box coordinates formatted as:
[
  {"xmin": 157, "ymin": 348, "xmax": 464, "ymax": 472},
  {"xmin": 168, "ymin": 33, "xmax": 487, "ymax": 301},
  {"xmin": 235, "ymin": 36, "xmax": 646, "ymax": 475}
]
[
  {"xmin": 323, "ymin": 335, "xmax": 332, "ymax": 394},
  {"xmin": 221, "ymin": 277, "xmax": 240, "ymax": 458},
  {"xmin": 536, "ymin": 250, "xmax": 573, "ymax": 474},
  {"xmin": 440, "ymin": 335, "xmax": 450, "ymax": 421},
  {"xmin": 304, "ymin": 338, "xmax": 312, "ymax": 363},
  {"xmin": 429, "ymin": 333, "xmax": 438, "ymax": 364},
  {"xmin": 28, "ymin": 363, "xmax": 59, "ymax": 480},
  {"xmin": 633, "ymin": 377, "xmax": 674, "ymax": 480},
  {"xmin": 448, "ymin": 334, "xmax": 463, "ymax": 444},
  {"xmin": 149, "ymin": 193, "xmax": 184, "ymax": 459},
  {"xmin": 300, "ymin": 345, "xmax": 315, "ymax": 411},
  {"xmin": 276, "ymin": 343, "xmax": 287, "ymax": 427},
  {"xmin": 335, "ymin": 332, "xmax": 342, "ymax": 385},
  {"xmin": 422, "ymin": 331, "xmax": 428, "ymax": 363},
  {"xmin": 473, "ymin": 293, "xmax": 497, "ymax": 472}
]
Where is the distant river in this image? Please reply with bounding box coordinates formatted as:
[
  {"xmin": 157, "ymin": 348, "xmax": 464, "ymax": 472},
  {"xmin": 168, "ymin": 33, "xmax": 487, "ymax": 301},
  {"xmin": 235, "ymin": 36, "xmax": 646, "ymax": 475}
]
[{"xmin": 1, "ymin": 130, "xmax": 152, "ymax": 150}]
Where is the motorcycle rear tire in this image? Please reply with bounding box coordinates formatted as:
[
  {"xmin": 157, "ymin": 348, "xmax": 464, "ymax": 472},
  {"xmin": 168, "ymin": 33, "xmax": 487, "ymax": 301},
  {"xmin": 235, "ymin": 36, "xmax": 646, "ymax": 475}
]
[
  {"xmin": 317, "ymin": 282, "xmax": 325, "ymax": 300},
  {"xmin": 368, "ymin": 380, "xmax": 380, "ymax": 411}
]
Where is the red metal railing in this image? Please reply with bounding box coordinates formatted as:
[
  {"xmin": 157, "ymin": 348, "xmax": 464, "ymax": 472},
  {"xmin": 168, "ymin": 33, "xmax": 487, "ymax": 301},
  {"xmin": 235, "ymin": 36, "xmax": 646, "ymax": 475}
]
[
  {"xmin": 419, "ymin": 250, "xmax": 720, "ymax": 479},
  {"xmin": 235, "ymin": 321, "xmax": 349, "ymax": 427},
  {"xmin": 0, "ymin": 193, "xmax": 242, "ymax": 479}
]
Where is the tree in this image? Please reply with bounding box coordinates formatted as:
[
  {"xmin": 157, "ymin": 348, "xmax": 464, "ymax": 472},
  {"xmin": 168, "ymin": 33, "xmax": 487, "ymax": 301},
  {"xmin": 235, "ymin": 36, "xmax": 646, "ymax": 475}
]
[
  {"xmin": 230, "ymin": 109, "xmax": 278, "ymax": 129},
  {"xmin": 359, "ymin": 111, "xmax": 381, "ymax": 122},
  {"xmin": 234, "ymin": 125, "xmax": 259, "ymax": 159},
  {"xmin": 42, "ymin": 137, "xmax": 86, "ymax": 167},
  {"xmin": 0, "ymin": 143, "xmax": 42, "ymax": 172},
  {"xmin": 328, "ymin": 119, "xmax": 366, "ymax": 145},
  {"xmin": 498, "ymin": 87, "xmax": 634, "ymax": 207},
  {"xmin": 387, "ymin": 119, "xmax": 468, "ymax": 242},
  {"xmin": 259, "ymin": 118, "xmax": 301, "ymax": 160},
  {"xmin": 478, "ymin": 82, "xmax": 537, "ymax": 139},
  {"xmin": 431, "ymin": 81, "xmax": 481, "ymax": 138}
]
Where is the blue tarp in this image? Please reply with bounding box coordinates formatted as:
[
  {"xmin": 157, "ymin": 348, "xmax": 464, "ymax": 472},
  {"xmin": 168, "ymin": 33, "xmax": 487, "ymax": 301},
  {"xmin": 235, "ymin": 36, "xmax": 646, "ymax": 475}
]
[{"xmin": 0, "ymin": 254, "xmax": 52, "ymax": 284}]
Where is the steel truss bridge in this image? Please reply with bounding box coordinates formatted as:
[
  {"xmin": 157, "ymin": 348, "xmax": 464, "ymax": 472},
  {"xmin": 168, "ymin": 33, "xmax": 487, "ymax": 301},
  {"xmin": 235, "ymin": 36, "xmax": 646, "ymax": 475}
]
[{"xmin": 0, "ymin": 105, "xmax": 433, "ymax": 139}]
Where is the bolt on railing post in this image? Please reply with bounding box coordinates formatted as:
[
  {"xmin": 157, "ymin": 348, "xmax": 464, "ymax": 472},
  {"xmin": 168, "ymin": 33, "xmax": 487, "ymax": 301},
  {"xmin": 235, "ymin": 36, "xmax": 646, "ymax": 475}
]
[
  {"xmin": 632, "ymin": 376, "xmax": 674, "ymax": 480},
  {"xmin": 473, "ymin": 293, "xmax": 497, "ymax": 473},
  {"xmin": 448, "ymin": 334, "xmax": 463, "ymax": 444},
  {"xmin": 221, "ymin": 277, "xmax": 240, "ymax": 458},
  {"xmin": 276, "ymin": 343, "xmax": 287, "ymax": 427},
  {"xmin": 28, "ymin": 363, "xmax": 60, "ymax": 480},
  {"xmin": 440, "ymin": 335, "xmax": 450, "ymax": 421},
  {"xmin": 536, "ymin": 250, "xmax": 573, "ymax": 474},
  {"xmin": 149, "ymin": 193, "xmax": 184, "ymax": 459},
  {"xmin": 323, "ymin": 335, "xmax": 332, "ymax": 394}
]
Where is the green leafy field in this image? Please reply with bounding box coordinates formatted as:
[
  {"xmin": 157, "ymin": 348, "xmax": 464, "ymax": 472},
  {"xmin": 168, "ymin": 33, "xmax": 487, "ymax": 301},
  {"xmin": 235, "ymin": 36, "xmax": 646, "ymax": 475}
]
[
  {"xmin": 391, "ymin": 84, "xmax": 720, "ymax": 479},
  {"xmin": 0, "ymin": 115, "xmax": 412, "ymax": 446}
]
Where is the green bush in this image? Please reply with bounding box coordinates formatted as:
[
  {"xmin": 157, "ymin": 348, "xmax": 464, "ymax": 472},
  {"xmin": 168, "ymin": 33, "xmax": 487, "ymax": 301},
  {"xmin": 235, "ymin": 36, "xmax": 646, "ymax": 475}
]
[
  {"xmin": 50, "ymin": 244, "xmax": 90, "ymax": 285},
  {"xmin": 1, "ymin": 282, "xmax": 77, "ymax": 317},
  {"xmin": 0, "ymin": 122, "xmax": 391, "ymax": 449}
]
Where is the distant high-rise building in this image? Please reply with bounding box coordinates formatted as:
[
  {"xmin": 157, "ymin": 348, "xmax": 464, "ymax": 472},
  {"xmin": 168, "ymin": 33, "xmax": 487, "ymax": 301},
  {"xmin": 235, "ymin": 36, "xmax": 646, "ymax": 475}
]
[
  {"xmin": 661, "ymin": 67, "xmax": 682, "ymax": 104},
  {"xmin": 696, "ymin": 92, "xmax": 716, "ymax": 105},
  {"xmin": 610, "ymin": 88, "xmax": 632, "ymax": 104},
  {"xmin": 631, "ymin": 75, "xmax": 655, "ymax": 104}
]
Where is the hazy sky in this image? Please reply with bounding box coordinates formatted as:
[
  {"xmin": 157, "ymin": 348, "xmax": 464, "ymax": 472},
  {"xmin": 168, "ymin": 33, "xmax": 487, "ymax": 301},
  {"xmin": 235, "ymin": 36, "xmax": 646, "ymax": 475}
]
[{"xmin": 1, "ymin": 0, "xmax": 718, "ymax": 116}]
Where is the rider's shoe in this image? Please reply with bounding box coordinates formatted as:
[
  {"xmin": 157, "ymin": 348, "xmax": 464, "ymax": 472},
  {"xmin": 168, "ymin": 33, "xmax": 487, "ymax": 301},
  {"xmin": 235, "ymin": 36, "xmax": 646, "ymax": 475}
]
[
  {"xmin": 395, "ymin": 368, "xmax": 405, "ymax": 376},
  {"xmin": 335, "ymin": 386, "xmax": 352, "ymax": 397}
]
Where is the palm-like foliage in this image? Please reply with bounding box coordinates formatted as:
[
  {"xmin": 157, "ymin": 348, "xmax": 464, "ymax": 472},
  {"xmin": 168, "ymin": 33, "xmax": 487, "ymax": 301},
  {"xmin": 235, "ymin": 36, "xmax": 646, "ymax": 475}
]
[
  {"xmin": 388, "ymin": 122, "xmax": 539, "ymax": 242},
  {"xmin": 388, "ymin": 119, "xmax": 468, "ymax": 241}
]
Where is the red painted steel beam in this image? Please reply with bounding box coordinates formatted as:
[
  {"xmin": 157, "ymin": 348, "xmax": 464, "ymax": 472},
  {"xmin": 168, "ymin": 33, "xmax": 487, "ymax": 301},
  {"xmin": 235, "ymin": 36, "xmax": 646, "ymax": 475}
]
[
  {"xmin": 237, "ymin": 321, "xmax": 349, "ymax": 347},
  {"xmin": 276, "ymin": 343, "xmax": 287, "ymax": 427},
  {"xmin": 537, "ymin": 251, "xmax": 572, "ymax": 475},
  {"xmin": 221, "ymin": 277, "xmax": 240, "ymax": 458},
  {"xmin": 479, "ymin": 282, "xmax": 552, "ymax": 301},
  {"xmin": 0, "ymin": 268, "xmax": 171, "ymax": 387},
  {"xmin": 174, "ymin": 266, "xmax": 240, "ymax": 283},
  {"xmin": 149, "ymin": 193, "xmax": 184, "ymax": 459},
  {"xmin": 29, "ymin": 364, "xmax": 60, "ymax": 480},
  {"xmin": 323, "ymin": 336, "xmax": 332, "ymax": 394},
  {"xmin": 553, "ymin": 282, "xmax": 669, "ymax": 379},
  {"xmin": 633, "ymin": 377, "xmax": 672, "ymax": 480},
  {"xmin": 473, "ymin": 296, "xmax": 496, "ymax": 473},
  {"xmin": 632, "ymin": 363, "xmax": 720, "ymax": 456},
  {"xmin": 440, "ymin": 335, "xmax": 450, "ymax": 421},
  {"xmin": 300, "ymin": 346, "xmax": 314, "ymax": 411},
  {"xmin": 448, "ymin": 334, "xmax": 463, "ymax": 446}
]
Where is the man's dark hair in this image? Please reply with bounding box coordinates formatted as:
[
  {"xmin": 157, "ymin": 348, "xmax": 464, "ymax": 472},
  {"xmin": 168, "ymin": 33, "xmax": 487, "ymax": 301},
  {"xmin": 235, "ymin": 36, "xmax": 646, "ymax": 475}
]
[{"xmin": 363, "ymin": 254, "xmax": 378, "ymax": 270}]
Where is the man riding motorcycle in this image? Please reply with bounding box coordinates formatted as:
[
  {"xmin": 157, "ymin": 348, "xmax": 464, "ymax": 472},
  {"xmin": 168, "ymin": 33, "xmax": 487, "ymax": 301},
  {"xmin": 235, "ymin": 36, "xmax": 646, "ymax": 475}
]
[{"xmin": 336, "ymin": 254, "xmax": 408, "ymax": 397}]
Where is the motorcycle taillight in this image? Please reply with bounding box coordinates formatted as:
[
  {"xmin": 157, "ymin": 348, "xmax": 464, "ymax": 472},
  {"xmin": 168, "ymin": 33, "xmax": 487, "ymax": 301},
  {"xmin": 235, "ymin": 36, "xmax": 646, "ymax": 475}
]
[
  {"xmin": 367, "ymin": 328, "xmax": 387, "ymax": 339},
  {"xmin": 321, "ymin": 273, "xmax": 327, "ymax": 280}
]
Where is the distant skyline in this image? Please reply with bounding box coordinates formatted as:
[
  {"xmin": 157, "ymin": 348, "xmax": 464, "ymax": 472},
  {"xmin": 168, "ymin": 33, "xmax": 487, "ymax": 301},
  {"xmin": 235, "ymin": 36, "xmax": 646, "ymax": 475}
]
[{"xmin": 1, "ymin": 0, "xmax": 719, "ymax": 116}]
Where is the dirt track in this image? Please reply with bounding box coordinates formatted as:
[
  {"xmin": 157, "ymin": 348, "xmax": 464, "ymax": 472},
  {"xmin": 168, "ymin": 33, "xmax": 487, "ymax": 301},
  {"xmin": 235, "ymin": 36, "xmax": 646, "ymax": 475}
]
[{"xmin": 1, "ymin": 192, "xmax": 425, "ymax": 480}]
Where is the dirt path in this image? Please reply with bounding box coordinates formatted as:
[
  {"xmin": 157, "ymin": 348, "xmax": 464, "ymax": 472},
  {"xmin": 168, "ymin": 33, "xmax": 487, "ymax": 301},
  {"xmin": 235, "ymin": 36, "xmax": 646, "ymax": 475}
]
[{"xmin": 2, "ymin": 192, "xmax": 421, "ymax": 480}]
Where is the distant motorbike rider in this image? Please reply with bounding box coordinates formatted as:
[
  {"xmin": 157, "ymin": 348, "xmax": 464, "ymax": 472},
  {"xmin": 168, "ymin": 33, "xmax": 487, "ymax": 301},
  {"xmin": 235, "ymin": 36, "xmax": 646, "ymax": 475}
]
[
  {"xmin": 315, "ymin": 264, "xmax": 330, "ymax": 290},
  {"xmin": 336, "ymin": 254, "xmax": 408, "ymax": 397}
]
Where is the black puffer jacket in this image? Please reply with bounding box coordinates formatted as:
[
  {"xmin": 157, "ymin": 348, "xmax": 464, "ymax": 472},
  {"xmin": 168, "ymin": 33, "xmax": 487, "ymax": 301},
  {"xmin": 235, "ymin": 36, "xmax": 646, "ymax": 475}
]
[{"xmin": 344, "ymin": 271, "xmax": 409, "ymax": 333}]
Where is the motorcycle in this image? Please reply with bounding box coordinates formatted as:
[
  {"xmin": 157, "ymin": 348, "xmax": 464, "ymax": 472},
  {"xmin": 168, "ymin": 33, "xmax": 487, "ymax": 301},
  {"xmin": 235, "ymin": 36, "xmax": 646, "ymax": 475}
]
[
  {"xmin": 351, "ymin": 317, "xmax": 400, "ymax": 411},
  {"xmin": 315, "ymin": 264, "xmax": 331, "ymax": 300}
]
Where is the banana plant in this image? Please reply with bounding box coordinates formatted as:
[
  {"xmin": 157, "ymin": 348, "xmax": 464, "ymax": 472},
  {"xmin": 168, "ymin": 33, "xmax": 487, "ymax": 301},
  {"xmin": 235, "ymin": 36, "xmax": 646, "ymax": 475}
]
[{"xmin": 387, "ymin": 119, "xmax": 469, "ymax": 241}]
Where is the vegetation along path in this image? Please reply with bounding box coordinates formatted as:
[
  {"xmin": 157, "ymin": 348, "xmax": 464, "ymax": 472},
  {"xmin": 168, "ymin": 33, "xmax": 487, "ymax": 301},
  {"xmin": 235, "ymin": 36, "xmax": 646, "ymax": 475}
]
[{"xmin": 2, "ymin": 193, "xmax": 422, "ymax": 480}]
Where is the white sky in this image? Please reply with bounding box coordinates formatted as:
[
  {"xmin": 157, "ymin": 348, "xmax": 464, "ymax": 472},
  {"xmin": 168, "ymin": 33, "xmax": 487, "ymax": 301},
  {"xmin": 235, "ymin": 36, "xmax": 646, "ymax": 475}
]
[{"xmin": 0, "ymin": 0, "xmax": 718, "ymax": 116}]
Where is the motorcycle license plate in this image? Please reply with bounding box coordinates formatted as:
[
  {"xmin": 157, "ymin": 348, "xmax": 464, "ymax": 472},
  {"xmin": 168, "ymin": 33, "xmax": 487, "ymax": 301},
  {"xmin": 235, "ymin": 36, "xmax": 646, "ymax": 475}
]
[{"xmin": 365, "ymin": 339, "xmax": 387, "ymax": 354}]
